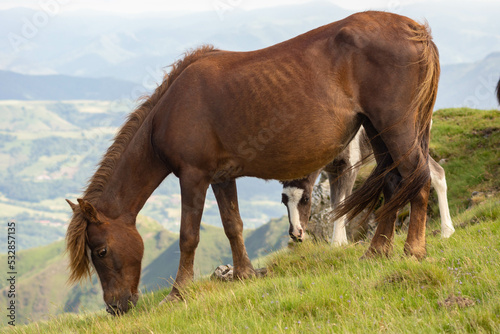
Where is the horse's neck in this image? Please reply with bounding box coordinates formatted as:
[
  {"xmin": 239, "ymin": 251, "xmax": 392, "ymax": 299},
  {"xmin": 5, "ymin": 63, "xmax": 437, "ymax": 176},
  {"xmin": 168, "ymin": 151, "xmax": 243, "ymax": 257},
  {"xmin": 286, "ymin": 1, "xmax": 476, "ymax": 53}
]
[{"xmin": 95, "ymin": 121, "xmax": 169, "ymax": 219}]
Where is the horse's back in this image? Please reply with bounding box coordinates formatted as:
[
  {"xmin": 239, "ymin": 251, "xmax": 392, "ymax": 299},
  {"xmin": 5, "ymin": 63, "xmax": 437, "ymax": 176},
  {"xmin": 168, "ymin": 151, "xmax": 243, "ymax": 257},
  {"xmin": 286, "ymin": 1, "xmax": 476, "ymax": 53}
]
[{"xmin": 151, "ymin": 11, "xmax": 432, "ymax": 181}]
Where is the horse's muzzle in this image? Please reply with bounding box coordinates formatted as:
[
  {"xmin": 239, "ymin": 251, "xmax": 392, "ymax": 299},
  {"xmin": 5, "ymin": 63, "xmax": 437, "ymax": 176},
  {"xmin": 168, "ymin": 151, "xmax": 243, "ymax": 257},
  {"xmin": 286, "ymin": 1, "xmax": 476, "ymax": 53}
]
[
  {"xmin": 106, "ymin": 293, "xmax": 139, "ymax": 316},
  {"xmin": 289, "ymin": 233, "xmax": 303, "ymax": 243}
]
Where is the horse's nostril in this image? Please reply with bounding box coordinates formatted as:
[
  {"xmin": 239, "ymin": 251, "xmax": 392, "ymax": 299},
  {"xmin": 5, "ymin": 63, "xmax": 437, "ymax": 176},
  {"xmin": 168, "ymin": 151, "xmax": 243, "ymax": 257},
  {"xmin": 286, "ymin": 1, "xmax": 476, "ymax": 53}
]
[
  {"xmin": 290, "ymin": 233, "xmax": 302, "ymax": 243},
  {"xmin": 106, "ymin": 304, "xmax": 121, "ymax": 316}
]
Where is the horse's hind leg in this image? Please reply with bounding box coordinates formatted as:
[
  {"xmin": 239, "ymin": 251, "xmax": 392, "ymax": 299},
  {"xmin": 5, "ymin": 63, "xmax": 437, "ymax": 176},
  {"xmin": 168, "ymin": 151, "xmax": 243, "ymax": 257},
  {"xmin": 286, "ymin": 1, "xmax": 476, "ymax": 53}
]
[
  {"xmin": 364, "ymin": 169, "xmax": 401, "ymax": 257},
  {"xmin": 212, "ymin": 180, "xmax": 255, "ymax": 279},
  {"xmin": 164, "ymin": 169, "xmax": 210, "ymax": 302},
  {"xmin": 356, "ymin": 123, "xmax": 399, "ymax": 257},
  {"xmin": 366, "ymin": 118, "xmax": 431, "ymax": 259},
  {"xmin": 429, "ymin": 157, "xmax": 454, "ymax": 238},
  {"xmin": 404, "ymin": 178, "xmax": 431, "ymax": 258}
]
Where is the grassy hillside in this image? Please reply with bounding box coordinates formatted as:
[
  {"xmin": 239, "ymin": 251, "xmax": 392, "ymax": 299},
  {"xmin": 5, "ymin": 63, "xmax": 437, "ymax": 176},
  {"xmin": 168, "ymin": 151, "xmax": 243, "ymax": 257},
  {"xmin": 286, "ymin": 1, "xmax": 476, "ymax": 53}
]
[
  {"xmin": 245, "ymin": 216, "xmax": 291, "ymax": 260},
  {"xmin": 9, "ymin": 195, "xmax": 499, "ymax": 333}
]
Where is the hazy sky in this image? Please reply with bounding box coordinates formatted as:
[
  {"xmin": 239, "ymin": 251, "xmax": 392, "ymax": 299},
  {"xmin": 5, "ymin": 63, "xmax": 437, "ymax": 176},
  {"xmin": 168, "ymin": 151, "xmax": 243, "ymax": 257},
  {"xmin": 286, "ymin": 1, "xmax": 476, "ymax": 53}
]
[{"xmin": 0, "ymin": 0, "xmax": 497, "ymax": 13}]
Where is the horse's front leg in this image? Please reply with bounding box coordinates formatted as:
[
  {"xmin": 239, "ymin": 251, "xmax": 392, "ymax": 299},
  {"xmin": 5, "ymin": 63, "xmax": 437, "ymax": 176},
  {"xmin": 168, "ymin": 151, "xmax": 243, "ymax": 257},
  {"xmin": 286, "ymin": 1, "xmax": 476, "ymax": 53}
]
[
  {"xmin": 163, "ymin": 170, "xmax": 209, "ymax": 303},
  {"xmin": 212, "ymin": 180, "xmax": 255, "ymax": 279}
]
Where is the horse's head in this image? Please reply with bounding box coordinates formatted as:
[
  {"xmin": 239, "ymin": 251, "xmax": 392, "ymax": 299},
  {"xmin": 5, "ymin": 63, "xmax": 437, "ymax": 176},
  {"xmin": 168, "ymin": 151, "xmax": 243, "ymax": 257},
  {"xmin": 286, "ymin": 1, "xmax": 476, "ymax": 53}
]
[
  {"xmin": 66, "ymin": 199, "xmax": 144, "ymax": 315},
  {"xmin": 281, "ymin": 173, "xmax": 318, "ymax": 242}
]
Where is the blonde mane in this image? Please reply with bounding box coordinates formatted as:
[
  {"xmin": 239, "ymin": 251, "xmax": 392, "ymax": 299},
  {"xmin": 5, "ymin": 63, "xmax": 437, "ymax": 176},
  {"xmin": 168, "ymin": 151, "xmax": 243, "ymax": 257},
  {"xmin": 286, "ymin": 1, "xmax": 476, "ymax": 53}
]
[{"xmin": 65, "ymin": 45, "xmax": 218, "ymax": 284}]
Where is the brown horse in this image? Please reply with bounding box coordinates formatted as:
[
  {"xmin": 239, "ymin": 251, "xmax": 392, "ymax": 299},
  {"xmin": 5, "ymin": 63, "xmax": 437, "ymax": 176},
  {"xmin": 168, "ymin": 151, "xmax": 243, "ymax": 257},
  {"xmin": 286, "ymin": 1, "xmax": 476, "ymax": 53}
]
[{"xmin": 66, "ymin": 11, "xmax": 439, "ymax": 314}]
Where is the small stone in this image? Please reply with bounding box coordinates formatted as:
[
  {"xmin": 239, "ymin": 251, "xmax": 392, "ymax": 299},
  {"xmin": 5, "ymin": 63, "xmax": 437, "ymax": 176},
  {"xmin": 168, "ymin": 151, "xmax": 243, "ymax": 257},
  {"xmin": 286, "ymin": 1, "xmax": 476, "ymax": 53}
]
[{"xmin": 211, "ymin": 264, "xmax": 234, "ymax": 281}]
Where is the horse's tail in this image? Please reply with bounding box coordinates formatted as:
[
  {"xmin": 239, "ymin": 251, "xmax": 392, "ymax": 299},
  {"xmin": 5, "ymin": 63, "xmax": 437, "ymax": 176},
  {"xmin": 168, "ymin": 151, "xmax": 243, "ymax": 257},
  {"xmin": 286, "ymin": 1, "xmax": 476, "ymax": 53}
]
[
  {"xmin": 333, "ymin": 22, "xmax": 440, "ymax": 225},
  {"xmin": 374, "ymin": 22, "xmax": 440, "ymax": 219}
]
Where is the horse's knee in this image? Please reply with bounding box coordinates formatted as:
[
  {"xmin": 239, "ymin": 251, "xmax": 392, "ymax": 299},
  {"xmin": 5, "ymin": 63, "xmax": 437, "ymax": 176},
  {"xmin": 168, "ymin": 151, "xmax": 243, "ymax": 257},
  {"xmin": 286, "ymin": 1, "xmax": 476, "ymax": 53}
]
[
  {"xmin": 179, "ymin": 232, "xmax": 199, "ymax": 253},
  {"xmin": 222, "ymin": 215, "xmax": 243, "ymax": 231}
]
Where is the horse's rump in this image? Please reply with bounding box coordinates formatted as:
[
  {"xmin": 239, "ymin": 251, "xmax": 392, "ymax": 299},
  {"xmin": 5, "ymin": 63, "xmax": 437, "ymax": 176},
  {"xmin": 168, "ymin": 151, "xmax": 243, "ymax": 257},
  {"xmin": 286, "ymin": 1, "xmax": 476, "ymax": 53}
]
[{"xmin": 332, "ymin": 16, "xmax": 440, "ymax": 225}]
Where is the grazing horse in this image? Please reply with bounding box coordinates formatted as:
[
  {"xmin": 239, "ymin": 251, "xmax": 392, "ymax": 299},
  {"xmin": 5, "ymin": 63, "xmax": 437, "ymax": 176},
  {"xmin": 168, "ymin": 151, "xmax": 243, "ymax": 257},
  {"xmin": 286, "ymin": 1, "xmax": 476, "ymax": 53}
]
[
  {"xmin": 65, "ymin": 11, "xmax": 439, "ymax": 314},
  {"xmin": 282, "ymin": 126, "xmax": 455, "ymax": 246}
]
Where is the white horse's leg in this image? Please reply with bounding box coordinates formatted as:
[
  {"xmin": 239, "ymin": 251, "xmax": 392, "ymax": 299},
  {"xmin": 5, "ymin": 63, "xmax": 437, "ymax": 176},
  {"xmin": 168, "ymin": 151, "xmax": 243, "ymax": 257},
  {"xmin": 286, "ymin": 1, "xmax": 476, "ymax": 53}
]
[
  {"xmin": 328, "ymin": 130, "xmax": 362, "ymax": 246},
  {"xmin": 331, "ymin": 206, "xmax": 349, "ymax": 246},
  {"xmin": 429, "ymin": 157, "xmax": 455, "ymax": 238},
  {"xmin": 328, "ymin": 173, "xmax": 349, "ymax": 246}
]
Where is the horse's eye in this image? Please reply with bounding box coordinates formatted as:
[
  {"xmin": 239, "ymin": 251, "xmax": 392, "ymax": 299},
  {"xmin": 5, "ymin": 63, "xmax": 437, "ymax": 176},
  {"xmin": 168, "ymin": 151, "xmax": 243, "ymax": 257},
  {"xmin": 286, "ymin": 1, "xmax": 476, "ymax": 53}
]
[
  {"xmin": 97, "ymin": 248, "xmax": 107, "ymax": 258},
  {"xmin": 301, "ymin": 196, "xmax": 310, "ymax": 204}
]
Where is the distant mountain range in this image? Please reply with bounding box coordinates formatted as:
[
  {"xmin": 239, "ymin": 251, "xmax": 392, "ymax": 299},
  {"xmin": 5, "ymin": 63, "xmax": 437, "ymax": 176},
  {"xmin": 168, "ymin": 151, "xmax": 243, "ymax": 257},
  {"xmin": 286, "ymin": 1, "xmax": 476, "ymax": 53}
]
[
  {"xmin": 1, "ymin": 1, "xmax": 499, "ymax": 83},
  {"xmin": 1, "ymin": 52, "xmax": 498, "ymax": 109},
  {"xmin": 436, "ymin": 52, "xmax": 500, "ymax": 110},
  {"xmin": 0, "ymin": 70, "xmax": 136, "ymax": 100},
  {"xmin": 434, "ymin": 52, "xmax": 500, "ymax": 110},
  {"xmin": 1, "ymin": 1, "xmax": 499, "ymax": 107}
]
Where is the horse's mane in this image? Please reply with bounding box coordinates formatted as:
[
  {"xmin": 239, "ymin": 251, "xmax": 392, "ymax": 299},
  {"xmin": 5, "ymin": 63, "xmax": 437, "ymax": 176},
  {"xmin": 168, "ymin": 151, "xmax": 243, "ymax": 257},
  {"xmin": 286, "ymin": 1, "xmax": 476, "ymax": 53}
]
[{"xmin": 65, "ymin": 45, "xmax": 218, "ymax": 284}]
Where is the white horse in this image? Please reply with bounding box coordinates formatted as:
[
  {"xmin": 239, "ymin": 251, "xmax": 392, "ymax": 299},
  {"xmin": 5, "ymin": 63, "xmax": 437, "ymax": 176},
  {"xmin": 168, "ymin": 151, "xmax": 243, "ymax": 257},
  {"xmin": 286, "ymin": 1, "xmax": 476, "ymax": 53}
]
[{"xmin": 281, "ymin": 125, "xmax": 455, "ymax": 246}]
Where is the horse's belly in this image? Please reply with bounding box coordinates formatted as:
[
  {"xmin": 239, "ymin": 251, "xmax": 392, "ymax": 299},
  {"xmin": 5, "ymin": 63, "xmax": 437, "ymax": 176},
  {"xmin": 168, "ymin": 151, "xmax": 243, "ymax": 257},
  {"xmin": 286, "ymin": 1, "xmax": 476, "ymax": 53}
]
[{"xmin": 238, "ymin": 131, "xmax": 349, "ymax": 181}]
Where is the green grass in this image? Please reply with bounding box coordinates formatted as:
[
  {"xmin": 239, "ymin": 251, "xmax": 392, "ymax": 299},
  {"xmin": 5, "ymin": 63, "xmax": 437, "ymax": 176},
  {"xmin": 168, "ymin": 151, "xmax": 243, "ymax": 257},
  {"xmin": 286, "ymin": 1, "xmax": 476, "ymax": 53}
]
[
  {"xmin": 430, "ymin": 108, "xmax": 499, "ymax": 214},
  {"xmin": 9, "ymin": 195, "xmax": 500, "ymax": 333}
]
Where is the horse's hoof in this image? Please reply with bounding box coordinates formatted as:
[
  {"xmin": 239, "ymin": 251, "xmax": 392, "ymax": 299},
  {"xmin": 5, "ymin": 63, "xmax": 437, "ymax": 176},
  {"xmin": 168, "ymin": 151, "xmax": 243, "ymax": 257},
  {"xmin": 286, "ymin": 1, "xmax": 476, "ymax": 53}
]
[
  {"xmin": 255, "ymin": 267, "xmax": 268, "ymax": 277},
  {"xmin": 234, "ymin": 267, "xmax": 257, "ymax": 280},
  {"xmin": 404, "ymin": 244, "xmax": 426, "ymax": 260},
  {"xmin": 331, "ymin": 240, "xmax": 349, "ymax": 247},
  {"xmin": 441, "ymin": 228, "xmax": 455, "ymax": 239},
  {"xmin": 361, "ymin": 246, "xmax": 390, "ymax": 260},
  {"xmin": 159, "ymin": 292, "xmax": 182, "ymax": 305},
  {"xmin": 360, "ymin": 251, "xmax": 376, "ymax": 260}
]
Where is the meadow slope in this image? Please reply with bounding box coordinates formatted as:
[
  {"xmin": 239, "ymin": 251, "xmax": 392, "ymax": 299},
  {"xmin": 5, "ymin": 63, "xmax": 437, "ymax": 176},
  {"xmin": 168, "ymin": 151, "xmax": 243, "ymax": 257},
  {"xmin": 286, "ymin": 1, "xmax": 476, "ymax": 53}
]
[{"xmin": 9, "ymin": 195, "xmax": 500, "ymax": 333}]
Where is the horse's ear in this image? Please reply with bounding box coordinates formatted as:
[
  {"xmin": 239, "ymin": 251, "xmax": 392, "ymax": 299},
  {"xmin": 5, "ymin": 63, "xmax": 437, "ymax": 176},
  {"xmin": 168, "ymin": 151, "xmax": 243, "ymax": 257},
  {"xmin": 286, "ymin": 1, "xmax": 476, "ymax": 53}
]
[
  {"xmin": 66, "ymin": 199, "xmax": 78, "ymax": 212},
  {"xmin": 77, "ymin": 199, "xmax": 99, "ymax": 224}
]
